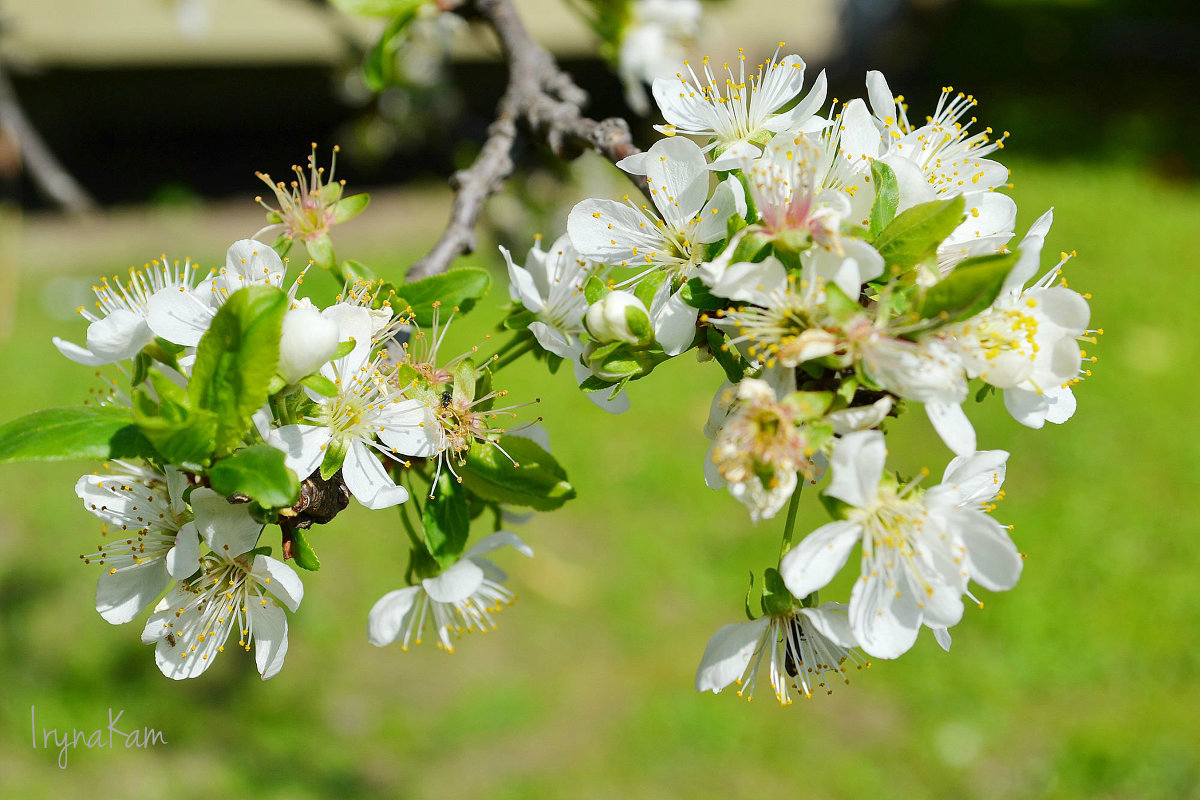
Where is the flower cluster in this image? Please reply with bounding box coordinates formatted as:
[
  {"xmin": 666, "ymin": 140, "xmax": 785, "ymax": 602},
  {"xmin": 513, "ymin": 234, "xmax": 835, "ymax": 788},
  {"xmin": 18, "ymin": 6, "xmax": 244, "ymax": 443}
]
[
  {"xmin": 40, "ymin": 161, "xmax": 569, "ymax": 679},
  {"xmin": 499, "ymin": 51, "xmax": 1099, "ymax": 703}
]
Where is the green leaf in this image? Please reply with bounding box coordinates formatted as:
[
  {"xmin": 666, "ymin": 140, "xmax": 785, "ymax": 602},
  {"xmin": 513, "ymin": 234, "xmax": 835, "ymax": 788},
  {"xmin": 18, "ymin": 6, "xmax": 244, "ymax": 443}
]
[
  {"xmin": 502, "ymin": 308, "xmax": 537, "ymax": 331},
  {"xmin": 422, "ymin": 472, "xmax": 471, "ymax": 567},
  {"xmin": 0, "ymin": 407, "xmax": 156, "ymax": 463},
  {"xmin": 823, "ymin": 282, "xmax": 861, "ymax": 322},
  {"xmin": 460, "ymin": 436, "xmax": 575, "ymax": 511},
  {"xmin": 133, "ymin": 402, "xmax": 219, "ymax": 466},
  {"xmin": 868, "ymin": 161, "xmax": 899, "ymax": 239},
  {"xmin": 208, "ymin": 445, "xmax": 300, "ymax": 509},
  {"xmin": 919, "ymin": 251, "xmax": 1019, "ymax": 326},
  {"xmin": 681, "ymin": 277, "xmax": 725, "ymax": 310},
  {"xmin": 320, "ymin": 436, "xmax": 349, "ymax": 481},
  {"xmin": 288, "ymin": 527, "xmax": 322, "ymax": 571},
  {"xmin": 873, "ymin": 195, "xmax": 965, "ymax": 271},
  {"xmin": 760, "ymin": 567, "xmax": 793, "ymax": 616},
  {"xmin": 396, "ymin": 267, "xmax": 491, "ymax": 325},
  {"xmin": 300, "ymin": 374, "xmax": 339, "ymax": 398},
  {"xmin": 332, "ymin": 193, "xmax": 370, "ymax": 224},
  {"xmin": 189, "ymin": 286, "xmax": 288, "ymax": 457},
  {"xmin": 633, "ymin": 272, "xmax": 666, "ymax": 310}
]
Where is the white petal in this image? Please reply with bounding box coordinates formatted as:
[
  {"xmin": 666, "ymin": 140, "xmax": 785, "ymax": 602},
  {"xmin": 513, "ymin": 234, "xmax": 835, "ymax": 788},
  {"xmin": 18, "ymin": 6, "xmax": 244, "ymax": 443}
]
[
  {"xmin": 343, "ymin": 440, "xmax": 409, "ymax": 510},
  {"xmin": 780, "ymin": 520, "xmax": 862, "ymax": 598},
  {"xmin": 837, "ymin": 99, "xmax": 883, "ymax": 165},
  {"xmin": 932, "ymin": 626, "xmax": 953, "ymax": 652},
  {"xmin": 956, "ymin": 509, "xmax": 1022, "ymax": 591},
  {"xmin": 501, "ymin": 248, "xmax": 546, "ymax": 313},
  {"xmin": 422, "ymin": 558, "xmax": 485, "ymax": 603},
  {"xmin": 882, "ymin": 154, "xmax": 937, "ymax": 213},
  {"xmin": 828, "ymin": 396, "xmax": 893, "ymax": 434},
  {"xmin": 268, "ymin": 424, "xmax": 331, "ymax": 479},
  {"xmin": 865, "ymin": 70, "xmax": 896, "ymax": 121},
  {"xmin": 709, "ymin": 256, "xmax": 787, "ymax": 307},
  {"xmin": 85, "ymin": 309, "xmax": 152, "ymax": 362},
  {"xmin": 573, "ymin": 362, "xmax": 632, "ymax": 414},
  {"xmin": 926, "ymin": 402, "xmax": 977, "ymax": 457},
  {"xmin": 693, "ymin": 177, "xmax": 744, "ymax": 243},
  {"xmin": 644, "ymin": 136, "xmax": 710, "ymax": 223},
  {"xmin": 464, "ymin": 530, "xmax": 534, "ymax": 560},
  {"xmin": 615, "ymin": 151, "xmax": 651, "ymax": 175},
  {"xmin": 367, "ymin": 586, "xmax": 421, "ymax": 647},
  {"xmin": 528, "ymin": 321, "xmax": 578, "ymax": 360},
  {"xmin": 378, "ymin": 400, "xmax": 442, "ymax": 457},
  {"xmin": 52, "ymin": 337, "xmax": 107, "ymax": 365},
  {"xmin": 826, "ymin": 430, "xmax": 885, "ymax": 508},
  {"xmin": 146, "ymin": 286, "xmax": 215, "ymax": 347},
  {"xmin": 940, "ymin": 449, "xmax": 1008, "ymax": 507},
  {"xmin": 567, "ymin": 198, "xmax": 664, "ymax": 266},
  {"xmin": 95, "ymin": 563, "xmax": 169, "ymax": 624},
  {"xmin": 849, "ymin": 569, "xmax": 920, "ymax": 659},
  {"xmin": 252, "ymin": 554, "xmax": 305, "ymax": 612},
  {"xmin": 694, "ymin": 617, "xmax": 770, "ymax": 693},
  {"xmin": 191, "ymin": 488, "xmax": 262, "ymax": 555},
  {"xmin": 165, "ymin": 523, "xmax": 201, "ymax": 580},
  {"xmin": 224, "ymin": 239, "xmax": 285, "ymax": 289},
  {"xmin": 768, "ymin": 68, "xmax": 827, "ymax": 132},
  {"xmin": 651, "ymin": 285, "xmax": 698, "ymax": 356},
  {"xmin": 1003, "ymin": 386, "xmax": 1049, "ymax": 429},
  {"xmin": 1042, "ymin": 384, "xmax": 1077, "ymax": 425},
  {"xmin": 249, "ymin": 599, "xmax": 289, "ymax": 679},
  {"xmin": 797, "ymin": 602, "xmax": 858, "ymax": 648},
  {"xmin": 1003, "ymin": 208, "xmax": 1054, "ymax": 293}
]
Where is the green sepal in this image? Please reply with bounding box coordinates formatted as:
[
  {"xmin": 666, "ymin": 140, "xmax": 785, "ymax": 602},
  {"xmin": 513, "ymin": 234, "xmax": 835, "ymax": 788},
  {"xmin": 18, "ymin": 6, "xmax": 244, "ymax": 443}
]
[
  {"xmin": 918, "ymin": 250, "xmax": 1019, "ymax": 326},
  {"xmin": 624, "ymin": 305, "xmax": 655, "ymax": 347},
  {"xmin": 332, "ymin": 193, "xmax": 370, "ymax": 225},
  {"xmin": 363, "ymin": 9, "xmax": 421, "ymax": 89},
  {"xmin": 868, "ymin": 160, "xmax": 900, "ymax": 240},
  {"xmin": 474, "ymin": 366, "xmax": 495, "ymax": 411},
  {"xmin": 760, "ymin": 567, "xmax": 794, "ymax": 616},
  {"xmin": 681, "ymin": 277, "xmax": 725, "ymax": 310},
  {"xmin": 744, "ymin": 571, "xmax": 758, "ymax": 621},
  {"xmin": 706, "ymin": 327, "xmax": 745, "ymax": 383},
  {"xmin": 0, "ymin": 406, "xmax": 157, "ymax": 464},
  {"xmin": 300, "ymin": 373, "xmax": 339, "ymax": 398},
  {"xmin": 975, "ymin": 382, "xmax": 996, "ymax": 403},
  {"xmin": 266, "ymin": 375, "xmax": 287, "ymax": 395},
  {"xmin": 730, "ymin": 229, "xmax": 773, "ymax": 263},
  {"xmin": 873, "ymin": 195, "xmax": 965, "ymax": 272},
  {"xmin": 248, "ymin": 545, "xmax": 274, "ymax": 559},
  {"xmin": 320, "ymin": 436, "xmax": 350, "ymax": 481},
  {"xmin": 422, "ymin": 471, "xmax": 471, "ymax": 567},
  {"xmin": 460, "ymin": 436, "xmax": 575, "ymax": 511},
  {"xmin": 208, "ymin": 444, "xmax": 300, "ymax": 509},
  {"xmin": 131, "ymin": 351, "xmax": 151, "ymax": 387},
  {"xmin": 578, "ymin": 375, "xmax": 615, "ymax": 393},
  {"xmin": 819, "ymin": 491, "xmax": 855, "ymax": 520},
  {"xmin": 341, "ymin": 259, "xmax": 376, "ymax": 282},
  {"xmin": 453, "ymin": 358, "xmax": 477, "ymax": 400},
  {"xmin": 332, "ymin": 339, "xmax": 356, "ymax": 360},
  {"xmin": 836, "ymin": 376, "xmax": 859, "ymax": 405},
  {"xmin": 800, "ymin": 590, "xmax": 819, "ymax": 608},
  {"xmin": 288, "ymin": 527, "xmax": 322, "ymax": 571},
  {"xmin": 503, "ymin": 308, "xmax": 537, "ymax": 331},
  {"xmin": 188, "ymin": 285, "xmax": 288, "ymax": 458},
  {"xmin": 394, "ymin": 267, "xmax": 491, "ymax": 325},
  {"xmin": 633, "ymin": 272, "xmax": 666, "ymax": 310},
  {"xmin": 583, "ymin": 274, "xmax": 610, "ymax": 305}
]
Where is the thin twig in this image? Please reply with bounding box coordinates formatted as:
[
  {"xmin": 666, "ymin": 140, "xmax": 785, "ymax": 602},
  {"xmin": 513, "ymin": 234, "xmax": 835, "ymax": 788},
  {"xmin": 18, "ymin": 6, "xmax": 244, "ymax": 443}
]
[
  {"xmin": 0, "ymin": 60, "xmax": 96, "ymax": 214},
  {"xmin": 406, "ymin": 0, "xmax": 646, "ymax": 281}
]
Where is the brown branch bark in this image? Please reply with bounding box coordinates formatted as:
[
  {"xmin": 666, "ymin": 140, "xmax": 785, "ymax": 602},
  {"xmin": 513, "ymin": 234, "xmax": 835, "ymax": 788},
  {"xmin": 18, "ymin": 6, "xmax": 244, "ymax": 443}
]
[{"xmin": 406, "ymin": 0, "xmax": 647, "ymax": 281}]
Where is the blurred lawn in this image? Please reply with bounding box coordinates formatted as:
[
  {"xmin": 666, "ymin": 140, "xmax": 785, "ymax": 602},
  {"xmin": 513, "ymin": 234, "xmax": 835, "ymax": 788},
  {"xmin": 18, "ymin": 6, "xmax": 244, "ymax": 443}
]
[{"xmin": 0, "ymin": 156, "xmax": 1197, "ymax": 799}]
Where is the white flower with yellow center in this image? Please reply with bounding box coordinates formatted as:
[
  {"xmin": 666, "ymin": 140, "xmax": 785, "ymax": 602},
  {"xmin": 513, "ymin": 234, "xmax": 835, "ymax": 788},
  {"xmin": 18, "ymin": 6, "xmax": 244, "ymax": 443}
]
[
  {"xmin": 779, "ymin": 431, "xmax": 969, "ymax": 659},
  {"xmin": 937, "ymin": 210, "xmax": 1093, "ymax": 428},
  {"xmin": 367, "ymin": 531, "xmax": 533, "ymax": 652},
  {"xmin": 53, "ymin": 257, "xmax": 204, "ymax": 366},
  {"xmin": 651, "ymin": 47, "xmax": 828, "ymax": 170},
  {"xmin": 696, "ymin": 602, "xmax": 866, "ymax": 704},
  {"xmin": 140, "ymin": 500, "xmax": 302, "ymax": 680},
  {"xmin": 743, "ymin": 129, "xmax": 851, "ymax": 249},
  {"xmin": 145, "ymin": 239, "xmax": 288, "ymax": 348},
  {"xmin": 568, "ymin": 136, "xmax": 744, "ymax": 285},
  {"xmin": 703, "ymin": 377, "xmax": 815, "ymax": 522},
  {"xmin": 500, "ymin": 233, "xmax": 595, "ymax": 359},
  {"xmin": 77, "ymin": 465, "xmax": 199, "ymax": 624}
]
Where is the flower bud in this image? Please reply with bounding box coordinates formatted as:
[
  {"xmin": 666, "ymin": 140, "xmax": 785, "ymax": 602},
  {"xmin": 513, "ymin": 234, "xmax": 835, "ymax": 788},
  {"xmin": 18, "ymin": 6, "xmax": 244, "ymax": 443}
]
[
  {"xmin": 278, "ymin": 307, "xmax": 340, "ymax": 384},
  {"xmin": 585, "ymin": 290, "xmax": 653, "ymax": 346}
]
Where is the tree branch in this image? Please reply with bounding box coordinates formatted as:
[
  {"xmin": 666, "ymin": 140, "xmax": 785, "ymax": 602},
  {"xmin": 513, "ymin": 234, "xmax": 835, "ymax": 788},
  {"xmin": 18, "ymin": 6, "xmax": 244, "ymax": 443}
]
[
  {"xmin": 406, "ymin": 0, "xmax": 646, "ymax": 281},
  {"xmin": 0, "ymin": 61, "xmax": 96, "ymax": 214}
]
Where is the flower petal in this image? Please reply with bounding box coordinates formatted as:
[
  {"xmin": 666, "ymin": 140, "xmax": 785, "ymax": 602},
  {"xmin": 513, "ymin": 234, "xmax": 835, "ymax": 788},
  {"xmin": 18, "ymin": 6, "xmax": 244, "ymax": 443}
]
[
  {"xmin": 249, "ymin": 598, "xmax": 289, "ymax": 679},
  {"xmin": 252, "ymin": 554, "xmax": 305, "ymax": 612},
  {"xmin": 826, "ymin": 430, "xmax": 885, "ymax": 508},
  {"xmin": 191, "ymin": 488, "xmax": 262, "ymax": 555},
  {"xmin": 166, "ymin": 522, "xmax": 201, "ymax": 580},
  {"xmin": 463, "ymin": 530, "xmax": 534, "ymax": 560},
  {"xmin": 342, "ymin": 441, "xmax": 409, "ymax": 510},
  {"xmin": 95, "ymin": 562, "xmax": 169, "ymax": 624},
  {"xmin": 926, "ymin": 401, "xmax": 977, "ymax": 457},
  {"xmin": 423, "ymin": 557, "xmax": 485, "ymax": 603},
  {"xmin": 780, "ymin": 520, "xmax": 862, "ymax": 598},
  {"xmin": 367, "ymin": 586, "xmax": 421, "ymax": 647},
  {"xmin": 695, "ymin": 617, "xmax": 770, "ymax": 693}
]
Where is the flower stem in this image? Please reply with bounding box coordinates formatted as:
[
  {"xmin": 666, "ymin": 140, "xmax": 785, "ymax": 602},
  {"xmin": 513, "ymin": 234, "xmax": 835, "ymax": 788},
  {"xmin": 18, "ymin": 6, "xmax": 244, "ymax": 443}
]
[
  {"xmin": 490, "ymin": 338, "xmax": 537, "ymax": 373},
  {"xmin": 779, "ymin": 480, "xmax": 803, "ymax": 563}
]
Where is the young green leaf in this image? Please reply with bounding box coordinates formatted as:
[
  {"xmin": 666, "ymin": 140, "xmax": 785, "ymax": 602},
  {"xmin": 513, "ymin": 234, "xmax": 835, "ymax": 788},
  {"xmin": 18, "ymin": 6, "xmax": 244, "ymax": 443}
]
[
  {"xmin": 422, "ymin": 472, "xmax": 471, "ymax": 567},
  {"xmin": 919, "ymin": 251, "xmax": 1019, "ymax": 326},
  {"xmin": 208, "ymin": 445, "xmax": 300, "ymax": 509},
  {"xmin": 583, "ymin": 274, "xmax": 610, "ymax": 305},
  {"xmin": 300, "ymin": 374, "xmax": 339, "ymax": 398},
  {"xmin": 392, "ymin": 267, "xmax": 491, "ymax": 325},
  {"xmin": 873, "ymin": 195, "xmax": 965, "ymax": 271},
  {"xmin": 460, "ymin": 436, "xmax": 575, "ymax": 511},
  {"xmin": 0, "ymin": 407, "xmax": 156, "ymax": 463},
  {"xmin": 188, "ymin": 285, "xmax": 288, "ymax": 457},
  {"xmin": 868, "ymin": 160, "xmax": 900, "ymax": 239},
  {"xmin": 681, "ymin": 277, "xmax": 725, "ymax": 310},
  {"xmin": 288, "ymin": 527, "xmax": 322, "ymax": 571}
]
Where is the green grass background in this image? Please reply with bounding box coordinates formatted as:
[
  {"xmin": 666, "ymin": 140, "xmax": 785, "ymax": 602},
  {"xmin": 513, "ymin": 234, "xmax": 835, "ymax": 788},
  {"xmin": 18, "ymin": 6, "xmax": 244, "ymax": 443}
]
[{"xmin": 0, "ymin": 157, "xmax": 1197, "ymax": 798}]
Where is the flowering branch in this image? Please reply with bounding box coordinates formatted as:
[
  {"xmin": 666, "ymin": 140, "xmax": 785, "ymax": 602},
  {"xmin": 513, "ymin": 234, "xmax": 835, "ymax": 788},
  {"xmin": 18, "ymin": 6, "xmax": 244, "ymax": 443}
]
[{"xmin": 406, "ymin": 0, "xmax": 646, "ymax": 281}]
